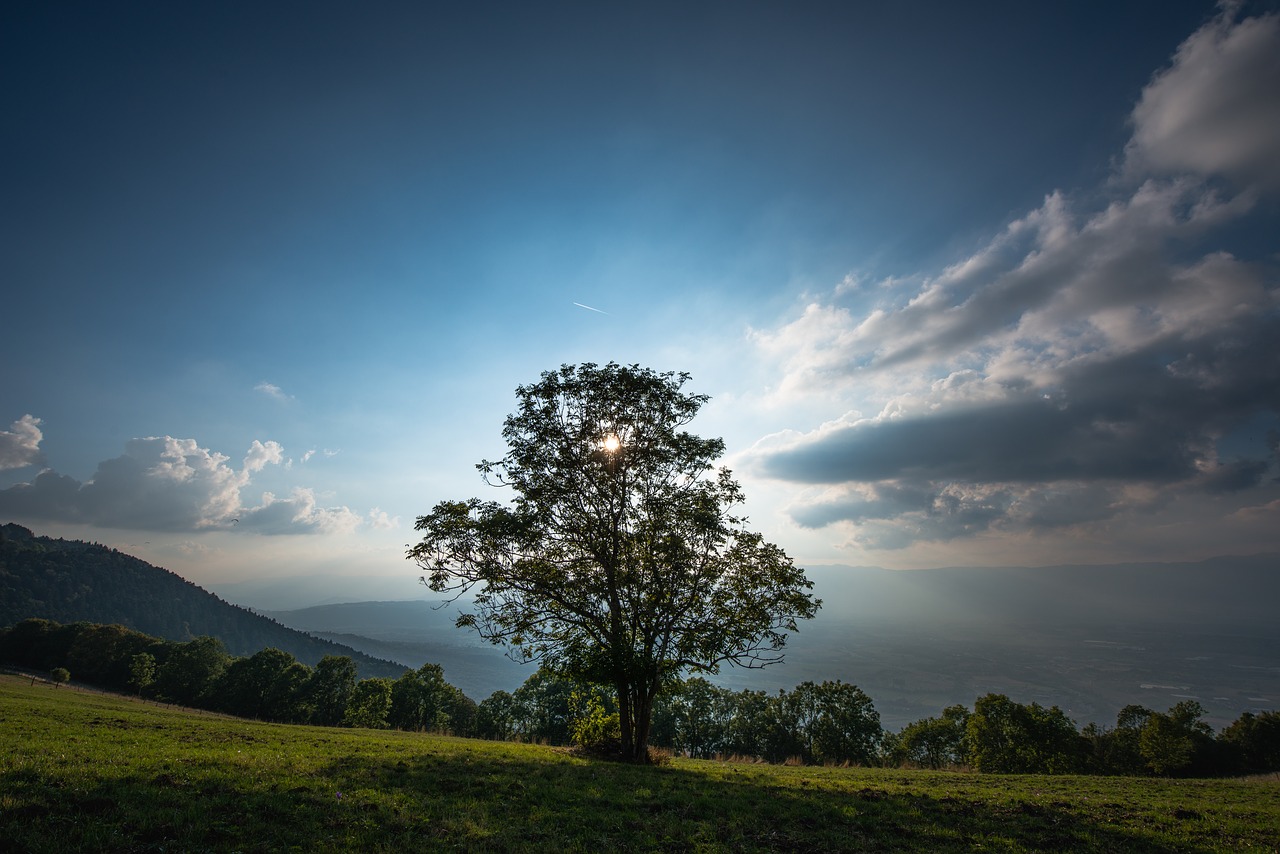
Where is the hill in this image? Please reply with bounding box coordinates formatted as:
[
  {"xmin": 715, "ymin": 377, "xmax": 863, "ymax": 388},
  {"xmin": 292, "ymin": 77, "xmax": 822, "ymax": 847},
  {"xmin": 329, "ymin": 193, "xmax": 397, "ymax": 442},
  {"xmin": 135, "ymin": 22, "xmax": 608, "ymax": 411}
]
[
  {"xmin": 0, "ymin": 523, "xmax": 405, "ymax": 679},
  {"xmin": 3, "ymin": 674, "xmax": 1277, "ymax": 852}
]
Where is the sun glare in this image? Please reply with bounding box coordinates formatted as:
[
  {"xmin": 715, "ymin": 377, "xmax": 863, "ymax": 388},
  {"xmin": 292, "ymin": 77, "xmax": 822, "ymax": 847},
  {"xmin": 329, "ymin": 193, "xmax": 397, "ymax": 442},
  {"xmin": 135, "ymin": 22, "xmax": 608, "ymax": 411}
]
[{"xmin": 602, "ymin": 434, "xmax": 621, "ymax": 452}]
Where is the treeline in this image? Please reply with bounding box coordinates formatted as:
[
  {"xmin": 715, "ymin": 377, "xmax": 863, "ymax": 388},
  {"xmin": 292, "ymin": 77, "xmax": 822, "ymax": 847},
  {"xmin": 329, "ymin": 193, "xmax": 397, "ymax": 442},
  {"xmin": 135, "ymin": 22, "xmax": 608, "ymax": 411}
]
[
  {"xmin": 646, "ymin": 678, "xmax": 1280, "ymax": 777},
  {"xmin": 4, "ymin": 618, "xmax": 1277, "ymax": 777},
  {"xmin": 0, "ymin": 619, "xmax": 472, "ymax": 731}
]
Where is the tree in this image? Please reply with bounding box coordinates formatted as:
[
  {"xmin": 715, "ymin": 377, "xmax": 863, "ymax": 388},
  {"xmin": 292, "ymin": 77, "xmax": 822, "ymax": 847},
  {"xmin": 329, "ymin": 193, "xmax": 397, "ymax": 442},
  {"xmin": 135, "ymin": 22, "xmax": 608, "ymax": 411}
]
[
  {"xmin": 152, "ymin": 636, "xmax": 229, "ymax": 707},
  {"xmin": 128, "ymin": 653, "xmax": 156, "ymax": 697},
  {"xmin": 791, "ymin": 680, "xmax": 882, "ymax": 766},
  {"xmin": 1140, "ymin": 712, "xmax": 1195, "ymax": 775},
  {"xmin": 1092, "ymin": 704, "xmax": 1154, "ymax": 775},
  {"xmin": 66, "ymin": 623, "xmax": 155, "ymax": 690},
  {"xmin": 1221, "ymin": 711, "xmax": 1280, "ymax": 774},
  {"xmin": 652, "ymin": 677, "xmax": 736, "ymax": 759},
  {"xmin": 510, "ymin": 668, "xmax": 577, "ymax": 744},
  {"xmin": 344, "ymin": 678, "xmax": 394, "ymax": 729},
  {"xmin": 724, "ymin": 689, "xmax": 774, "ymax": 760},
  {"xmin": 50, "ymin": 667, "xmax": 70, "ymax": 688},
  {"xmin": 568, "ymin": 684, "xmax": 621, "ymax": 752},
  {"xmin": 409, "ymin": 362, "xmax": 820, "ymax": 761},
  {"xmin": 475, "ymin": 690, "xmax": 519, "ymax": 740},
  {"xmin": 216, "ymin": 648, "xmax": 310, "ymax": 721},
  {"xmin": 308, "ymin": 655, "xmax": 358, "ymax": 727},
  {"xmin": 389, "ymin": 663, "xmax": 466, "ymax": 733},
  {"xmin": 897, "ymin": 704, "xmax": 970, "ymax": 769},
  {"xmin": 966, "ymin": 693, "xmax": 1083, "ymax": 774},
  {"xmin": 1139, "ymin": 701, "xmax": 1213, "ymax": 776}
]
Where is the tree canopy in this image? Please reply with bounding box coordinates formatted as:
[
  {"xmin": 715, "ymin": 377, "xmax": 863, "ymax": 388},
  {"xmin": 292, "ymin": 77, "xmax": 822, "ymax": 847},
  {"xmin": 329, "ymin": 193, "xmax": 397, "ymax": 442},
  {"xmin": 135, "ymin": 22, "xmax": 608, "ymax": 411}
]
[{"xmin": 408, "ymin": 362, "xmax": 820, "ymax": 760}]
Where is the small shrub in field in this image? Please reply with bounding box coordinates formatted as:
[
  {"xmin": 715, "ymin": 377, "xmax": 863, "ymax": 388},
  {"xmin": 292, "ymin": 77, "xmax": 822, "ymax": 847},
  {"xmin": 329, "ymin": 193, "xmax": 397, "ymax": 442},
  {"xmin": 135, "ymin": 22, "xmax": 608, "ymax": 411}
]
[{"xmin": 569, "ymin": 688, "xmax": 621, "ymax": 753}]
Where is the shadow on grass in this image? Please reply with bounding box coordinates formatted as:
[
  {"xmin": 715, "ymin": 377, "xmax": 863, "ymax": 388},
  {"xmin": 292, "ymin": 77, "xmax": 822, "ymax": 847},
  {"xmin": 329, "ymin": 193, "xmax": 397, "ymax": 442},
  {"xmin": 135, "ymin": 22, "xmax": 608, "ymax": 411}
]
[
  {"xmin": 0, "ymin": 745, "xmax": 1231, "ymax": 853},
  {"xmin": 310, "ymin": 748, "xmax": 1215, "ymax": 853}
]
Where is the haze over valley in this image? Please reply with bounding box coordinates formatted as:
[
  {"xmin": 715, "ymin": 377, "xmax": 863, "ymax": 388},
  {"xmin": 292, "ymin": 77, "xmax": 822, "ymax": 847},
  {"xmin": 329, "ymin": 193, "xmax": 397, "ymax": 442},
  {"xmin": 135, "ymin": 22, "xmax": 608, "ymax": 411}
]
[{"xmin": 262, "ymin": 555, "xmax": 1280, "ymax": 730}]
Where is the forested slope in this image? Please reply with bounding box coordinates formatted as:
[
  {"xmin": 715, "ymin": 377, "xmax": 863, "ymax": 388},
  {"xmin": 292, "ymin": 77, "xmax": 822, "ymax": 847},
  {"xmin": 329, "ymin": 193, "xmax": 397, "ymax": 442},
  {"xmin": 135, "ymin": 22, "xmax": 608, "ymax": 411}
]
[{"xmin": 0, "ymin": 523, "xmax": 404, "ymax": 678}]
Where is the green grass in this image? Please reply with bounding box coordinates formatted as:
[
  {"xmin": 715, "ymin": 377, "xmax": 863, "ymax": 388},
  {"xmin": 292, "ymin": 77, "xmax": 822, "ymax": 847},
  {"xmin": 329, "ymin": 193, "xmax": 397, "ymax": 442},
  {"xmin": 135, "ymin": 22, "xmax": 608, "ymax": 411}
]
[{"xmin": 2, "ymin": 675, "xmax": 1277, "ymax": 852}]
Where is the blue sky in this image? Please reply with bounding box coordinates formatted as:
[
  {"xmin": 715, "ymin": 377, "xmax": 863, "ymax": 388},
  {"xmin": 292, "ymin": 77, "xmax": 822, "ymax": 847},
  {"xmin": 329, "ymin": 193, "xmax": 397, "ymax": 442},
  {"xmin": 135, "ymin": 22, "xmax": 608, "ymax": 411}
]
[{"xmin": 2, "ymin": 1, "xmax": 1278, "ymax": 604}]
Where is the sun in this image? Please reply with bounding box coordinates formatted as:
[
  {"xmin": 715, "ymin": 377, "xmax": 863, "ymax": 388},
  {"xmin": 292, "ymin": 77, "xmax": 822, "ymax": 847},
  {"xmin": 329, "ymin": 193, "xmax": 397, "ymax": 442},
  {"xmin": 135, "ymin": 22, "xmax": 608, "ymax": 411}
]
[{"xmin": 601, "ymin": 434, "xmax": 621, "ymax": 453}]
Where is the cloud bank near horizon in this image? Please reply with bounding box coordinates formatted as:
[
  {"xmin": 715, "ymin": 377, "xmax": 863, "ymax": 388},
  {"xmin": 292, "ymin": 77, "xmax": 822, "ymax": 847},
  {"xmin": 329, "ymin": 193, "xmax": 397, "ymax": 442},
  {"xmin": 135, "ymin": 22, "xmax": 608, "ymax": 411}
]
[
  {"xmin": 747, "ymin": 5, "xmax": 1280, "ymax": 551},
  {"xmin": 0, "ymin": 430, "xmax": 368, "ymax": 535}
]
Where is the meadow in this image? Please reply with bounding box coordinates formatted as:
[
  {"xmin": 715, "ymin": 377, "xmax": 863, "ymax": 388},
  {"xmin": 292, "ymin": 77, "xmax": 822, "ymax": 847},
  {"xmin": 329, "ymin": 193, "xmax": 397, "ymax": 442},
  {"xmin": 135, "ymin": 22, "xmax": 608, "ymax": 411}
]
[{"xmin": 2, "ymin": 675, "xmax": 1276, "ymax": 853}]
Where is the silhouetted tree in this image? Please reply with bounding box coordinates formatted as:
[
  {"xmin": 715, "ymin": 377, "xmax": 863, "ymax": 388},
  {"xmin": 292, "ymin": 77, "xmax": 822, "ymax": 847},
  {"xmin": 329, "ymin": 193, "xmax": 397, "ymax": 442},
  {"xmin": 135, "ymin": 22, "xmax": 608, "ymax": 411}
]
[
  {"xmin": 722, "ymin": 689, "xmax": 773, "ymax": 759},
  {"xmin": 409, "ymin": 362, "xmax": 819, "ymax": 761},
  {"xmin": 1139, "ymin": 701, "xmax": 1214, "ymax": 776}
]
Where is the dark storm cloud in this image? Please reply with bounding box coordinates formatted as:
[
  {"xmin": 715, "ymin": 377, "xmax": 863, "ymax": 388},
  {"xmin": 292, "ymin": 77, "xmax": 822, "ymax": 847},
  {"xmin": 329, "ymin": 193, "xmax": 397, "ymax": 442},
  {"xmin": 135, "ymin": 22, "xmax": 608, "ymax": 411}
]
[{"xmin": 762, "ymin": 315, "xmax": 1279, "ymax": 489}]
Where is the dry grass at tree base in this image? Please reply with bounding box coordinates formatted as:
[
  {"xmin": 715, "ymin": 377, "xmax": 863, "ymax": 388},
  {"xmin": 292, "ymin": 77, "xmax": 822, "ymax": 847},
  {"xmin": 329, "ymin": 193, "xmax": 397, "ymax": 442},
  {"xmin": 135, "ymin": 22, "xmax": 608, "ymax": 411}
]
[{"xmin": 2, "ymin": 675, "xmax": 1277, "ymax": 852}]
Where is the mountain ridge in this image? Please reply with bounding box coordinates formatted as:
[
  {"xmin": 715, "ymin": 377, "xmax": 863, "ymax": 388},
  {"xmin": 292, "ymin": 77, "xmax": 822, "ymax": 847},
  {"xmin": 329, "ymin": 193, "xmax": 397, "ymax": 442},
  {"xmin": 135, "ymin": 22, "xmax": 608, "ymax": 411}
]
[{"xmin": 0, "ymin": 522, "xmax": 406, "ymax": 679}]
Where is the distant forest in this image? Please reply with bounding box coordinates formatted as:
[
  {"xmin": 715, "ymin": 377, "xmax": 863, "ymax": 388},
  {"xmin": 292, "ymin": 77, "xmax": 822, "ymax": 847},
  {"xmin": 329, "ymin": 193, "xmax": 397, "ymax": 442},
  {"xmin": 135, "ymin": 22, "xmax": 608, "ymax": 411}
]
[{"xmin": 0, "ymin": 523, "xmax": 403, "ymax": 678}]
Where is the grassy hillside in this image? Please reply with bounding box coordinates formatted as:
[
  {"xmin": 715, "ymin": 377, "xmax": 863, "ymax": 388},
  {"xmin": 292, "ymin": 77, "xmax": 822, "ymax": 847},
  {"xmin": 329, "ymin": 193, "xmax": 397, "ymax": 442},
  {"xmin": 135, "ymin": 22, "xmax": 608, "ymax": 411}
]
[
  {"xmin": 0, "ymin": 523, "xmax": 405, "ymax": 678},
  {"xmin": 2, "ymin": 675, "xmax": 1276, "ymax": 852}
]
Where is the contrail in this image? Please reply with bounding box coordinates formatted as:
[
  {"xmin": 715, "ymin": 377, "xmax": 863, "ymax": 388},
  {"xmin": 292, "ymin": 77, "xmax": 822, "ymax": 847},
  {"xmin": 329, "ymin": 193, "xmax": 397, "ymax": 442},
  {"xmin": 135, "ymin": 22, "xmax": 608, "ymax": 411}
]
[{"xmin": 573, "ymin": 302, "xmax": 608, "ymax": 315}]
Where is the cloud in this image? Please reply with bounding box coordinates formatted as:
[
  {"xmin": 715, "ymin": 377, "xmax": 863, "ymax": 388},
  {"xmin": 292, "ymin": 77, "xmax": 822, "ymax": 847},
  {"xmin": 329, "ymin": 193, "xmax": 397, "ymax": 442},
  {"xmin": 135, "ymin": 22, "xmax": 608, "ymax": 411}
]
[
  {"xmin": 244, "ymin": 439, "xmax": 285, "ymax": 473},
  {"xmin": 367, "ymin": 507, "xmax": 400, "ymax": 530},
  {"xmin": 0, "ymin": 415, "xmax": 44, "ymax": 471},
  {"xmin": 1125, "ymin": 2, "xmax": 1280, "ymax": 190},
  {"xmin": 0, "ymin": 433, "xmax": 362, "ymax": 535},
  {"xmin": 235, "ymin": 488, "xmax": 363, "ymax": 535},
  {"xmin": 747, "ymin": 7, "xmax": 1280, "ymax": 550},
  {"xmin": 255, "ymin": 381, "xmax": 293, "ymax": 401}
]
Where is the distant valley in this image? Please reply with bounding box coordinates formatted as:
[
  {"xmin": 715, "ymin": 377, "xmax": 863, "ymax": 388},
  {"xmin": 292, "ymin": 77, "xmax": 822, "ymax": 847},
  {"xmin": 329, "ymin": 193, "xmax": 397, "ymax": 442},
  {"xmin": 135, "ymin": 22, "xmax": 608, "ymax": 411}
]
[{"xmin": 264, "ymin": 556, "xmax": 1280, "ymax": 730}]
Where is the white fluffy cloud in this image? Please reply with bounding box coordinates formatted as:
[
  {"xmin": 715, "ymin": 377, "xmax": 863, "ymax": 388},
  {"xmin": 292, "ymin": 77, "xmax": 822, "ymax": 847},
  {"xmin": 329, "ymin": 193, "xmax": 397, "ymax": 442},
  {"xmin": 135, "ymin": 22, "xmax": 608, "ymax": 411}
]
[
  {"xmin": 235, "ymin": 487, "xmax": 363, "ymax": 535},
  {"xmin": 1125, "ymin": 2, "xmax": 1280, "ymax": 189},
  {"xmin": 0, "ymin": 415, "xmax": 43, "ymax": 471},
  {"xmin": 366, "ymin": 507, "xmax": 400, "ymax": 530},
  {"xmin": 0, "ymin": 433, "xmax": 365, "ymax": 535},
  {"xmin": 747, "ymin": 6, "xmax": 1280, "ymax": 551}
]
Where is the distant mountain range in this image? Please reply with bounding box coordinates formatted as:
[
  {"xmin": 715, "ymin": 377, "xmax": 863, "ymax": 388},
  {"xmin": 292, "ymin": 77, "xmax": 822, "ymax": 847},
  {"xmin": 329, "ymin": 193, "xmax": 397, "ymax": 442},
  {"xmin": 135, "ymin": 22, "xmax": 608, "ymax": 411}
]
[{"xmin": 0, "ymin": 523, "xmax": 406, "ymax": 680}]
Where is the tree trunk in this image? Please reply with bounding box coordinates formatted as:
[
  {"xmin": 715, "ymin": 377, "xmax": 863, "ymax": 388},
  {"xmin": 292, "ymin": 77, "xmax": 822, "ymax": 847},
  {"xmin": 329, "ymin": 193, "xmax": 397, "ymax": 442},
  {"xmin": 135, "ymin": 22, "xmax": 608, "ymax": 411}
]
[
  {"xmin": 617, "ymin": 680, "xmax": 636, "ymax": 760},
  {"xmin": 633, "ymin": 692, "xmax": 654, "ymax": 762}
]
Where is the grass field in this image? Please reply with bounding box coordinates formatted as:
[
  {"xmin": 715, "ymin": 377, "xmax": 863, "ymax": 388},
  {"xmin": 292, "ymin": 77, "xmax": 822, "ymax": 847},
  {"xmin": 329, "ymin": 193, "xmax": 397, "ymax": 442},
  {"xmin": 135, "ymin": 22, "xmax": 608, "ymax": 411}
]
[{"xmin": 2, "ymin": 675, "xmax": 1277, "ymax": 852}]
